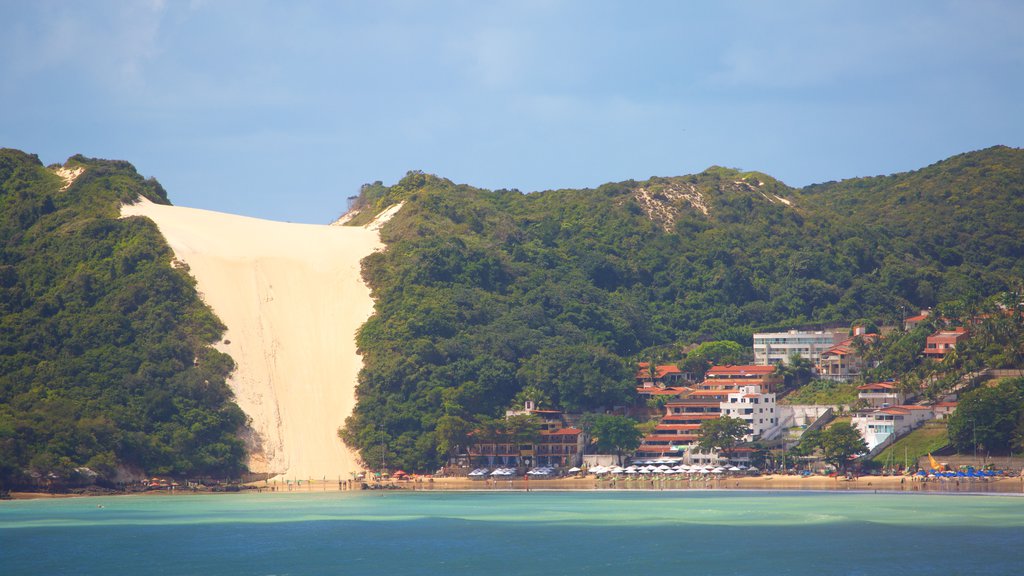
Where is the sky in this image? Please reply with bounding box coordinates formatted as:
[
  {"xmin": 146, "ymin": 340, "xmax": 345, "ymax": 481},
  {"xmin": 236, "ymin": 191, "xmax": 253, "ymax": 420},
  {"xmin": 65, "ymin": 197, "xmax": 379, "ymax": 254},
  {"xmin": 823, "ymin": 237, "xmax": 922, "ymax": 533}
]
[{"xmin": 2, "ymin": 0, "xmax": 1022, "ymax": 224}]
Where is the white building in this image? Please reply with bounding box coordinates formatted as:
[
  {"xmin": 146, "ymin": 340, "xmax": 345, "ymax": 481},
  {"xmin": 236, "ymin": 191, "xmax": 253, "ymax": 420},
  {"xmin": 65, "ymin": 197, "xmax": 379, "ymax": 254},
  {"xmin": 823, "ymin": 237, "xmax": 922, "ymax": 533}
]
[
  {"xmin": 851, "ymin": 405, "xmax": 934, "ymax": 452},
  {"xmin": 719, "ymin": 385, "xmax": 781, "ymax": 442},
  {"xmin": 752, "ymin": 330, "xmax": 844, "ymax": 366}
]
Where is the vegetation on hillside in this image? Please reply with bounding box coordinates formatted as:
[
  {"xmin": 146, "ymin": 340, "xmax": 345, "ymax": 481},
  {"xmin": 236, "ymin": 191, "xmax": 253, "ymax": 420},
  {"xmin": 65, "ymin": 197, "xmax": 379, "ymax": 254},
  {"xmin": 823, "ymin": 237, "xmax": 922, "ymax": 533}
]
[
  {"xmin": 0, "ymin": 150, "xmax": 246, "ymax": 490},
  {"xmin": 342, "ymin": 147, "xmax": 1024, "ymax": 471}
]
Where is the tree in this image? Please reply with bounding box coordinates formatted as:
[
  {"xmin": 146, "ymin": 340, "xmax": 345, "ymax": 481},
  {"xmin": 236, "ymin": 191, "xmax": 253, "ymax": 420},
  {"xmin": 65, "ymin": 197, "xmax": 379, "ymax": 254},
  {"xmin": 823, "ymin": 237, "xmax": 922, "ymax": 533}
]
[
  {"xmin": 806, "ymin": 423, "xmax": 868, "ymax": 472},
  {"xmin": 435, "ymin": 415, "xmax": 472, "ymax": 462},
  {"xmin": 947, "ymin": 378, "xmax": 1024, "ymax": 455},
  {"xmin": 697, "ymin": 416, "xmax": 750, "ymax": 453},
  {"xmin": 585, "ymin": 414, "xmax": 643, "ymax": 465},
  {"xmin": 683, "ymin": 340, "xmax": 748, "ymax": 381},
  {"xmin": 776, "ymin": 353, "xmax": 816, "ymax": 390},
  {"xmin": 511, "ymin": 385, "xmax": 552, "ymax": 411}
]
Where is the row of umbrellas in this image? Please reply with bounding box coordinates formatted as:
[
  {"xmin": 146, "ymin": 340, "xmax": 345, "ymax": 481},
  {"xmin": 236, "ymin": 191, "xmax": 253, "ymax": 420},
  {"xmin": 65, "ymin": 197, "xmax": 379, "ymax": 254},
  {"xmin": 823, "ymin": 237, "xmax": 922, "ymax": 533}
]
[
  {"xmin": 589, "ymin": 464, "xmax": 755, "ymax": 475},
  {"xmin": 917, "ymin": 469, "xmax": 1004, "ymax": 478}
]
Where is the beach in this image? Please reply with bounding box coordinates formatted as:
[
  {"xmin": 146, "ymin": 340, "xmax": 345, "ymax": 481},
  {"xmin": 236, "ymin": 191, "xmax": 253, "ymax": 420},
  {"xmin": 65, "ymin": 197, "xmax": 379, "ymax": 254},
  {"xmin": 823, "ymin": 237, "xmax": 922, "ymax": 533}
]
[{"xmin": 120, "ymin": 199, "xmax": 399, "ymax": 481}]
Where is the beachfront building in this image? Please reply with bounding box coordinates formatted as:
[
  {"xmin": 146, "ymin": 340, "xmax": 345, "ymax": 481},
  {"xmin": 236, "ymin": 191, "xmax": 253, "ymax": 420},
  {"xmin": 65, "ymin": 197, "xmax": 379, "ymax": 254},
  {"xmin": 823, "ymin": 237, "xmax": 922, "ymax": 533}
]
[
  {"xmin": 924, "ymin": 327, "xmax": 969, "ymax": 359},
  {"xmin": 469, "ymin": 403, "xmax": 582, "ymax": 468},
  {"xmin": 856, "ymin": 382, "xmax": 905, "ymax": 408},
  {"xmin": 851, "ymin": 405, "xmax": 934, "ymax": 451},
  {"xmin": 752, "ymin": 330, "xmax": 844, "ymax": 367},
  {"xmin": 635, "ymin": 395, "xmax": 722, "ymax": 458},
  {"xmin": 719, "ymin": 385, "xmax": 781, "ymax": 442}
]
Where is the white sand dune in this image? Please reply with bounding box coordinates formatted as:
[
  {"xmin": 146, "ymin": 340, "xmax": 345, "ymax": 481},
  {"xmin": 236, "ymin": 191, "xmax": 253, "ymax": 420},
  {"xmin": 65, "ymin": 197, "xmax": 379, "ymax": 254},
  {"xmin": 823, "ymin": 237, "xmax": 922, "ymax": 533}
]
[{"xmin": 121, "ymin": 198, "xmax": 399, "ymax": 481}]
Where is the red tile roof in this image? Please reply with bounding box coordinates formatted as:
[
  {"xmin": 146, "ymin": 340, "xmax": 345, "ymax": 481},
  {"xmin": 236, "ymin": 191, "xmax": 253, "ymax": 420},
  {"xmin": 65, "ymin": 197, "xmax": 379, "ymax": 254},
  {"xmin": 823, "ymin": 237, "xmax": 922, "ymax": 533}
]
[
  {"xmin": 706, "ymin": 365, "xmax": 778, "ymax": 376},
  {"xmin": 636, "ymin": 363, "xmax": 683, "ymax": 379},
  {"xmin": 857, "ymin": 382, "xmax": 898, "ymax": 391},
  {"xmin": 541, "ymin": 428, "xmax": 581, "ymax": 436},
  {"xmin": 636, "ymin": 386, "xmax": 691, "ymax": 396}
]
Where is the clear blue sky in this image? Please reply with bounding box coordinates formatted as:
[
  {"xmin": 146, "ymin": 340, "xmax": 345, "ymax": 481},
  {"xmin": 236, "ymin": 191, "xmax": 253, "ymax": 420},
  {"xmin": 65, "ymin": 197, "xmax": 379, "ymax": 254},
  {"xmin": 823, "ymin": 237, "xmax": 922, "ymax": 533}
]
[{"xmin": 2, "ymin": 1, "xmax": 1022, "ymax": 223}]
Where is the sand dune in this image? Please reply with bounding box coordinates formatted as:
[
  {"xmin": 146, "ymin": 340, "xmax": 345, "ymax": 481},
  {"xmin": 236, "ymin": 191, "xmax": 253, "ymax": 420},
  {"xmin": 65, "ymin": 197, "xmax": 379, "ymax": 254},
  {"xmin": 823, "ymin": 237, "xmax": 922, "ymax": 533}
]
[{"xmin": 121, "ymin": 198, "xmax": 398, "ymax": 481}]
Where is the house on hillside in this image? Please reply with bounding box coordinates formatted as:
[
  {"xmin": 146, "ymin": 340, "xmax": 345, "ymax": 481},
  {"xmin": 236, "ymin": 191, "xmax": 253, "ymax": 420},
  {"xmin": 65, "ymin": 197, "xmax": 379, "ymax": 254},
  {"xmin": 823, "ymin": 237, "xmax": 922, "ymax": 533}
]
[
  {"xmin": 904, "ymin": 310, "xmax": 931, "ymax": 331},
  {"xmin": 931, "ymin": 401, "xmax": 959, "ymax": 419},
  {"xmin": 702, "ymin": 365, "xmax": 782, "ymax": 393},
  {"xmin": 752, "ymin": 330, "xmax": 844, "ymax": 367},
  {"xmin": 923, "ymin": 327, "xmax": 969, "ymax": 359},
  {"xmin": 818, "ymin": 328, "xmax": 879, "ymax": 382},
  {"xmin": 636, "ymin": 363, "xmax": 691, "ymax": 388},
  {"xmin": 851, "ymin": 405, "xmax": 934, "ymax": 451},
  {"xmin": 856, "ymin": 381, "xmax": 905, "ymax": 408}
]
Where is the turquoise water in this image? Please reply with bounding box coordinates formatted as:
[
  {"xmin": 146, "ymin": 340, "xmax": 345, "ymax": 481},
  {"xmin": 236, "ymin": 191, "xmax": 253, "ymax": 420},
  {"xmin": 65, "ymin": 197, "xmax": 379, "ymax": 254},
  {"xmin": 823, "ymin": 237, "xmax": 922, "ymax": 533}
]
[{"xmin": 2, "ymin": 491, "xmax": 1022, "ymax": 575}]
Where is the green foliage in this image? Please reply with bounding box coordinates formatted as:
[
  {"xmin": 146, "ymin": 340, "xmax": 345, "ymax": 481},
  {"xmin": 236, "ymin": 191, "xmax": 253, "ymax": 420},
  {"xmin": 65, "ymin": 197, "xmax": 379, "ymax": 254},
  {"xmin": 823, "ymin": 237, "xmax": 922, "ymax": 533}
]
[
  {"xmin": 697, "ymin": 416, "xmax": 750, "ymax": 452},
  {"xmin": 583, "ymin": 414, "xmax": 643, "ymax": 463},
  {"xmin": 799, "ymin": 422, "xmax": 869, "ymax": 471},
  {"xmin": 0, "ymin": 150, "xmax": 244, "ymax": 489},
  {"xmin": 871, "ymin": 423, "xmax": 949, "ymax": 467},
  {"xmin": 341, "ymin": 147, "xmax": 1024, "ymax": 471},
  {"xmin": 948, "ymin": 378, "xmax": 1024, "ymax": 455},
  {"xmin": 780, "ymin": 380, "xmax": 860, "ymax": 405}
]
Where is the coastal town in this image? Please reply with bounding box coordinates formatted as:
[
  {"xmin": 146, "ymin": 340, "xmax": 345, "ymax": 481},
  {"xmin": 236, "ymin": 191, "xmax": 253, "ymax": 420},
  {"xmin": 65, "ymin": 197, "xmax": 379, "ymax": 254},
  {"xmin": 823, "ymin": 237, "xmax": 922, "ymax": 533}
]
[{"xmin": 419, "ymin": 311, "xmax": 1024, "ymax": 489}]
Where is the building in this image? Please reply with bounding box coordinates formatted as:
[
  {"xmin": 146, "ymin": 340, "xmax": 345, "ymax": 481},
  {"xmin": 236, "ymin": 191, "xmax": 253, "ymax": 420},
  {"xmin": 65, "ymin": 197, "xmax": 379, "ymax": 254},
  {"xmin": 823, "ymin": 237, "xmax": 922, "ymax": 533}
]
[
  {"xmin": 856, "ymin": 381, "xmax": 905, "ymax": 408},
  {"xmin": 924, "ymin": 327, "xmax": 969, "ymax": 359},
  {"xmin": 931, "ymin": 401, "xmax": 959, "ymax": 419},
  {"xmin": 635, "ymin": 396, "xmax": 720, "ymax": 458},
  {"xmin": 636, "ymin": 363, "xmax": 687, "ymax": 388},
  {"xmin": 752, "ymin": 330, "xmax": 844, "ymax": 366},
  {"xmin": 817, "ymin": 329, "xmax": 879, "ymax": 382},
  {"xmin": 719, "ymin": 385, "xmax": 781, "ymax": 442},
  {"xmin": 701, "ymin": 364, "xmax": 783, "ymax": 393},
  {"xmin": 469, "ymin": 403, "xmax": 582, "ymax": 468},
  {"xmin": 904, "ymin": 310, "xmax": 931, "ymax": 331},
  {"xmin": 851, "ymin": 405, "xmax": 934, "ymax": 452}
]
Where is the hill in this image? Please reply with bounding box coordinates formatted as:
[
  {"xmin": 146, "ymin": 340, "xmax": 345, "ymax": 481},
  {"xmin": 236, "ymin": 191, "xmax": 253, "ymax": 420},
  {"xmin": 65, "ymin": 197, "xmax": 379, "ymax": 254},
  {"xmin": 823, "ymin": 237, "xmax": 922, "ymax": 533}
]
[
  {"xmin": 0, "ymin": 150, "xmax": 245, "ymax": 489},
  {"xmin": 341, "ymin": 147, "xmax": 1024, "ymax": 471}
]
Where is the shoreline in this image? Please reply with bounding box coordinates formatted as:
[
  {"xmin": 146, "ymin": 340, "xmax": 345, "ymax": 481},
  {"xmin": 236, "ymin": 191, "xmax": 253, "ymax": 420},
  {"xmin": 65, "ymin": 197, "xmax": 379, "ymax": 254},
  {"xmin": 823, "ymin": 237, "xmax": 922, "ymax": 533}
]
[{"xmin": 9, "ymin": 473, "xmax": 1023, "ymax": 500}]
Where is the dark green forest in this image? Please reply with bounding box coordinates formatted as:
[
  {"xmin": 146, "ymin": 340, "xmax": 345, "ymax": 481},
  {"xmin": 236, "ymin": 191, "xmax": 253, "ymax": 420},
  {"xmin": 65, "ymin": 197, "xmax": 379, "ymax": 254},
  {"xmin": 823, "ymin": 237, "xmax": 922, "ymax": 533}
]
[
  {"xmin": 341, "ymin": 146, "xmax": 1024, "ymax": 471},
  {"xmin": 0, "ymin": 149, "xmax": 245, "ymax": 489}
]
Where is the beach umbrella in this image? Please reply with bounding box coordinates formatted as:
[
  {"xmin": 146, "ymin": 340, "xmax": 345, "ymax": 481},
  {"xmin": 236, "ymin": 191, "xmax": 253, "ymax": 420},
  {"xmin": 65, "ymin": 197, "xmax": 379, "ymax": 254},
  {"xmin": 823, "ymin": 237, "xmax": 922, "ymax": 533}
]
[
  {"xmin": 728, "ymin": 466, "xmax": 741, "ymax": 472},
  {"xmin": 567, "ymin": 467, "xmax": 581, "ymax": 473},
  {"xmin": 625, "ymin": 469, "xmax": 638, "ymax": 474},
  {"xmin": 657, "ymin": 465, "xmax": 671, "ymax": 471},
  {"xmin": 712, "ymin": 467, "xmax": 725, "ymax": 474}
]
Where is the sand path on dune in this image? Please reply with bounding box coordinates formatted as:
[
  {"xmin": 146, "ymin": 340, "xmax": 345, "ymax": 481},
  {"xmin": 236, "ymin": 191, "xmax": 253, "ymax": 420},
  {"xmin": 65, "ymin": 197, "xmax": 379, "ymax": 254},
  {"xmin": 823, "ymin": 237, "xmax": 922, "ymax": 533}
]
[{"xmin": 122, "ymin": 198, "xmax": 399, "ymax": 481}]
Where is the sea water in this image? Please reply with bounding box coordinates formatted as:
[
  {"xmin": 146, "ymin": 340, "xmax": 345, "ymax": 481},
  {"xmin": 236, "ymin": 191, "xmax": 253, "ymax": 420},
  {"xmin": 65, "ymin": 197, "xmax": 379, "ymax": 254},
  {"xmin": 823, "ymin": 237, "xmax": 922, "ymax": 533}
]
[{"xmin": 2, "ymin": 490, "xmax": 1022, "ymax": 575}]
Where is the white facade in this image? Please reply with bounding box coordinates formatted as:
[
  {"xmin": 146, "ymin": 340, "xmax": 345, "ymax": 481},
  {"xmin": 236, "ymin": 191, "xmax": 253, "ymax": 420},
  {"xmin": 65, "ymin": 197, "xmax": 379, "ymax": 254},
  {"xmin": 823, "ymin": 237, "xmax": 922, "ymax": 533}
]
[
  {"xmin": 752, "ymin": 330, "xmax": 843, "ymax": 366},
  {"xmin": 852, "ymin": 406, "xmax": 934, "ymax": 451},
  {"xmin": 720, "ymin": 386, "xmax": 781, "ymax": 442}
]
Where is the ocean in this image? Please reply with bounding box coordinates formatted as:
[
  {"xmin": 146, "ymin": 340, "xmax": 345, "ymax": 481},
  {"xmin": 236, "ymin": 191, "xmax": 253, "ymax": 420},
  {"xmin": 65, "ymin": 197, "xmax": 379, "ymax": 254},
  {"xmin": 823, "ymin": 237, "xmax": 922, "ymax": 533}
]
[{"xmin": 2, "ymin": 490, "xmax": 1021, "ymax": 575}]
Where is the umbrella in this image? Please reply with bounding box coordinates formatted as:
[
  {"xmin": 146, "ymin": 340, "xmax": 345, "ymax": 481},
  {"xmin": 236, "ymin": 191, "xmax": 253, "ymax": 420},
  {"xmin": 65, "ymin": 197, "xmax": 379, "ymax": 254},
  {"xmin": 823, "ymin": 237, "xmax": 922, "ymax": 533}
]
[
  {"xmin": 567, "ymin": 467, "xmax": 581, "ymax": 473},
  {"xmin": 728, "ymin": 466, "xmax": 741, "ymax": 472}
]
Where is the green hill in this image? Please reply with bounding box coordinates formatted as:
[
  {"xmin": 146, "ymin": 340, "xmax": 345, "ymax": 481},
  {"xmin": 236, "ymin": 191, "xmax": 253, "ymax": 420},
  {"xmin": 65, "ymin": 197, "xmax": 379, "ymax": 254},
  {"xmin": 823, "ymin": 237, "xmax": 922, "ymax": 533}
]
[
  {"xmin": 342, "ymin": 147, "xmax": 1024, "ymax": 470},
  {"xmin": 0, "ymin": 150, "xmax": 245, "ymax": 490}
]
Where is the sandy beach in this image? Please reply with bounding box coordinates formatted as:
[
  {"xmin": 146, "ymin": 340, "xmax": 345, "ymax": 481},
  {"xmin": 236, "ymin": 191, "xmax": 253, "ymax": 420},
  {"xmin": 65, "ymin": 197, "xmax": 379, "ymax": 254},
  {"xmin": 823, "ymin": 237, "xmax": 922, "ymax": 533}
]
[{"xmin": 121, "ymin": 198, "xmax": 399, "ymax": 481}]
